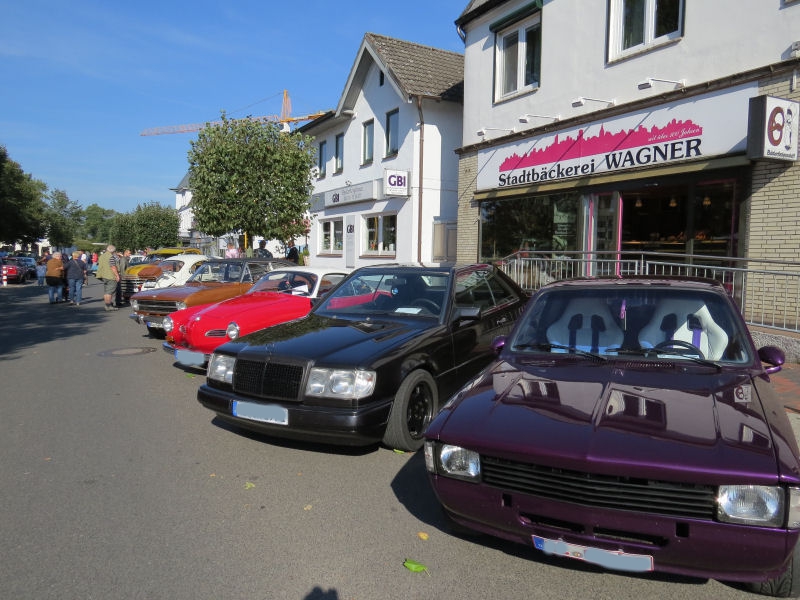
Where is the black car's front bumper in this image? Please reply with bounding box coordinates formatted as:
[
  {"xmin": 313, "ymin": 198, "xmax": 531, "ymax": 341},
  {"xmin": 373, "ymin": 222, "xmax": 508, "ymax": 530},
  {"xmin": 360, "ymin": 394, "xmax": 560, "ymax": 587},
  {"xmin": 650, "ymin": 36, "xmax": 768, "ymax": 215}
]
[{"xmin": 197, "ymin": 384, "xmax": 393, "ymax": 446}]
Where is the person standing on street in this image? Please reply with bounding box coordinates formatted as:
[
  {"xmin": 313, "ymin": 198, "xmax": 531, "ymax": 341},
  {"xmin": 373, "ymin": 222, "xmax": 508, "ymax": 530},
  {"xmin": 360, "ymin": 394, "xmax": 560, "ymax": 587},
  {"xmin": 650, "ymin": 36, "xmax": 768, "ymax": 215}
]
[
  {"xmin": 96, "ymin": 245, "xmax": 121, "ymax": 311},
  {"xmin": 36, "ymin": 258, "xmax": 46, "ymax": 287},
  {"xmin": 115, "ymin": 248, "xmax": 131, "ymax": 307},
  {"xmin": 45, "ymin": 251, "xmax": 65, "ymax": 303},
  {"xmin": 65, "ymin": 251, "xmax": 88, "ymax": 306},
  {"xmin": 286, "ymin": 239, "xmax": 299, "ymax": 264}
]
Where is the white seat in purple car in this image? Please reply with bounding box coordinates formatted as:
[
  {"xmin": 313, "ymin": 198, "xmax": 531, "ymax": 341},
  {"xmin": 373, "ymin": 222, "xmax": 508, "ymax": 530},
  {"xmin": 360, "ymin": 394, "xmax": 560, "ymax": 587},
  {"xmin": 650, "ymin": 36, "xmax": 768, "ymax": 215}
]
[
  {"xmin": 546, "ymin": 298, "xmax": 624, "ymax": 353},
  {"xmin": 638, "ymin": 300, "xmax": 729, "ymax": 360}
]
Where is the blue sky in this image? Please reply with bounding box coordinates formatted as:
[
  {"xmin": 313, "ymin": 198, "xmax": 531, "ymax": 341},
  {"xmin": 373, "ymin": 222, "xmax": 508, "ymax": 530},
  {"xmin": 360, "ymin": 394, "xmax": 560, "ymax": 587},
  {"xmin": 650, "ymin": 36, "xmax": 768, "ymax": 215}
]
[{"xmin": 0, "ymin": 0, "xmax": 466, "ymax": 214}]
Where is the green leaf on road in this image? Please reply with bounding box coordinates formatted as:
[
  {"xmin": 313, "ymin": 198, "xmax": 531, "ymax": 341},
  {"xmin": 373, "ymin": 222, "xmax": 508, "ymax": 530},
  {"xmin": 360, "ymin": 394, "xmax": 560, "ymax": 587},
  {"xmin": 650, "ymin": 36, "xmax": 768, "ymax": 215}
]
[
  {"xmin": 244, "ymin": 481, "xmax": 255, "ymax": 489},
  {"xmin": 403, "ymin": 559, "xmax": 430, "ymax": 575}
]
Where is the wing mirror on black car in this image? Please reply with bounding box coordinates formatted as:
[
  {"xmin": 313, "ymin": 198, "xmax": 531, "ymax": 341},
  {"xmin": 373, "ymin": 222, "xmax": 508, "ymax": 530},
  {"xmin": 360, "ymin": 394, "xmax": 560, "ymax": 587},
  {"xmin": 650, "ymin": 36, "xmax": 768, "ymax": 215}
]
[{"xmin": 454, "ymin": 305, "xmax": 481, "ymax": 322}]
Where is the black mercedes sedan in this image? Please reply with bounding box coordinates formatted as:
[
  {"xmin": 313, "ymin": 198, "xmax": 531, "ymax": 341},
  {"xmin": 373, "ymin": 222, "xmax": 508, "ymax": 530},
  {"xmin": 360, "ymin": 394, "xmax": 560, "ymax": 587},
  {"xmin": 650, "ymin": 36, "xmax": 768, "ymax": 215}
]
[{"xmin": 197, "ymin": 263, "xmax": 528, "ymax": 451}]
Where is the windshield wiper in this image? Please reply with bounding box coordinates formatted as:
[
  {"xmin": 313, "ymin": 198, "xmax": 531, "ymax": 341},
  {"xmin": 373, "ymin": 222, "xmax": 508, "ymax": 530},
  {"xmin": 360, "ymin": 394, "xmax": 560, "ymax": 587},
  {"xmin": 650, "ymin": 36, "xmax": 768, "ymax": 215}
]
[
  {"xmin": 514, "ymin": 342, "xmax": 607, "ymax": 362},
  {"xmin": 605, "ymin": 347, "xmax": 722, "ymax": 371}
]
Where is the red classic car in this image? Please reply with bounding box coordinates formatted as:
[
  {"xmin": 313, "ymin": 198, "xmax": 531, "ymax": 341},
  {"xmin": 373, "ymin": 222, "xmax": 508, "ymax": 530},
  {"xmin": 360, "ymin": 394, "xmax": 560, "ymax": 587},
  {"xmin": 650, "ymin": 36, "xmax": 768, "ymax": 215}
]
[
  {"xmin": 162, "ymin": 266, "xmax": 349, "ymax": 367},
  {"xmin": 1, "ymin": 257, "xmax": 31, "ymax": 284}
]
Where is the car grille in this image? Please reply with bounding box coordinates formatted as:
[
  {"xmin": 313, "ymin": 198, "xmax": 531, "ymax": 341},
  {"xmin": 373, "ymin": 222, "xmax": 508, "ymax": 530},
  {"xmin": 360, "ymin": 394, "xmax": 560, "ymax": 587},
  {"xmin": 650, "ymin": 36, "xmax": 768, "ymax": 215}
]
[
  {"xmin": 205, "ymin": 329, "xmax": 227, "ymax": 337},
  {"xmin": 121, "ymin": 277, "xmax": 152, "ymax": 296},
  {"xmin": 481, "ymin": 456, "xmax": 717, "ymax": 519},
  {"xmin": 233, "ymin": 359, "xmax": 305, "ymax": 401},
  {"xmin": 133, "ymin": 299, "xmax": 181, "ymax": 315}
]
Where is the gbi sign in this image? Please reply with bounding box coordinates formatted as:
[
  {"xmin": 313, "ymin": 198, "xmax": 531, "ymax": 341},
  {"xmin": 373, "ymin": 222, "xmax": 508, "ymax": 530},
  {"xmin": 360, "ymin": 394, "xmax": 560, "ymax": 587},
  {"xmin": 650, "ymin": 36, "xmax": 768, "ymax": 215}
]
[{"xmin": 384, "ymin": 169, "xmax": 410, "ymax": 196}]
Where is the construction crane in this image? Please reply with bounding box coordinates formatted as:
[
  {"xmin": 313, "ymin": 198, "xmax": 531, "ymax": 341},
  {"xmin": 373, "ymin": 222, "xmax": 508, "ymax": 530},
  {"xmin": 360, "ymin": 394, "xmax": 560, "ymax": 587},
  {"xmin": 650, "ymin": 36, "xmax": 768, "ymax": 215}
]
[{"xmin": 140, "ymin": 90, "xmax": 327, "ymax": 136}]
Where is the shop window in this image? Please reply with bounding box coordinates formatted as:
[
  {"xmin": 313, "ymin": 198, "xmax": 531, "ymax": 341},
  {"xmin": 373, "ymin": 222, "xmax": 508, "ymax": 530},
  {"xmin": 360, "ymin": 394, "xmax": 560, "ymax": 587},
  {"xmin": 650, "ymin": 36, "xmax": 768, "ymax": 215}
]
[
  {"xmin": 480, "ymin": 193, "xmax": 580, "ymax": 261},
  {"xmin": 494, "ymin": 12, "xmax": 541, "ymax": 100},
  {"xmin": 317, "ymin": 140, "xmax": 327, "ymax": 177},
  {"xmin": 619, "ymin": 179, "xmax": 739, "ymax": 259},
  {"xmin": 320, "ymin": 219, "xmax": 343, "ymax": 254},
  {"xmin": 364, "ymin": 214, "xmax": 397, "ymax": 255},
  {"xmin": 362, "ymin": 120, "xmax": 374, "ymax": 165},
  {"xmin": 334, "ymin": 134, "xmax": 344, "ymax": 173},
  {"xmin": 608, "ymin": 0, "xmax": 683, "ymax": 61},
  {"xmin": 385, "ymin": 109, "xmax": 399, "ymax": 157}
]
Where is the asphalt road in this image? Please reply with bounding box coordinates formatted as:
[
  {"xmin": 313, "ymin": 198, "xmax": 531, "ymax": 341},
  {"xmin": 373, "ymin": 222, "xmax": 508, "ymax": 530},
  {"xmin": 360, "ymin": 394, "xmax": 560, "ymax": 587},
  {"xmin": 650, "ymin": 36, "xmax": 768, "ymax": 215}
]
[{"xmin": 0, "ymin": 278, "xmax": 771, "ymax": 599}]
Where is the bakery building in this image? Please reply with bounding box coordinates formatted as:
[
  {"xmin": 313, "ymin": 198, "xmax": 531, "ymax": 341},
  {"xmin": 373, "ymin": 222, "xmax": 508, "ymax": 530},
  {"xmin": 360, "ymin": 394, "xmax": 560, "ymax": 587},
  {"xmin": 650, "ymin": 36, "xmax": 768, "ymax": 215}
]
[{"xmin": 454, "ymin": 0, "xmax": 800, "ymax": 277}]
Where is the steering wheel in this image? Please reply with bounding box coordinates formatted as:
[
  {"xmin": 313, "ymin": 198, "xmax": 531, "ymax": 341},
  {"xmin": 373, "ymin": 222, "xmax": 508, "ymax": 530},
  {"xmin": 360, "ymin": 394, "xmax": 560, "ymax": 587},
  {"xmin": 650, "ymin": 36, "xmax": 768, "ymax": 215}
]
[
  {"xmin": 409, "ymin": 299, "xmax": 440, "ymax": 314},
  {"xmin": 655, "ymin": 339, "xmax": 705, "ymax": 359}
]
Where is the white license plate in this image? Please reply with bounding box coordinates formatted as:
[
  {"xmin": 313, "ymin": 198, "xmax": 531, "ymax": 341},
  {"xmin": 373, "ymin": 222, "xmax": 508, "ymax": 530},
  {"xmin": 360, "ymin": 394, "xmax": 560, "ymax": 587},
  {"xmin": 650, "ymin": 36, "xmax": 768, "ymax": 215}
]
[
  {"xmin": 533, "ymin": 535, "xmax": 654, "ymax": 572},
  {"xmin": 232, "ymin": 401, "xmax": 288, "ymax": 426},
  {"xmin": 175, "ymin": 349, "xmax": 205, "ymax": 366}
]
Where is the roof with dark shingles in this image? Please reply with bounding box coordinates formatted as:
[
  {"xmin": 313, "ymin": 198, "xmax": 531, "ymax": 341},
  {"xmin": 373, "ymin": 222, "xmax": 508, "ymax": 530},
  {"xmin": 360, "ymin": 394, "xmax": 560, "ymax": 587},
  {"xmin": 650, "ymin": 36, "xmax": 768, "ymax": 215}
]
[{"xmin": 363, "ymin": 32, "xmax": 463, "ymax": 102}]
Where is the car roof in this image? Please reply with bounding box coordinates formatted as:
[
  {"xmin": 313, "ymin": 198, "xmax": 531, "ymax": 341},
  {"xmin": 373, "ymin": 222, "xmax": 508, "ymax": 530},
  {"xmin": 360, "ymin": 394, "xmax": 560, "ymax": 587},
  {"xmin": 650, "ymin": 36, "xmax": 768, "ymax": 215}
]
[
  {"xmin": 541, "ymin": 275, "xmax": 728, "ymax": 293},
  {"xmin": 265, "ymin": 266, "xmax": 350, "ymax": 275}
]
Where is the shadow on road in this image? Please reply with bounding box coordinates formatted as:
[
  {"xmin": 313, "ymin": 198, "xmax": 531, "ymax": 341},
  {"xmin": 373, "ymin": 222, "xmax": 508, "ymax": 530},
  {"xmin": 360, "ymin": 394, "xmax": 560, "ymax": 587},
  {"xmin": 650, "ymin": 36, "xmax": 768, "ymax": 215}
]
[{"xmin": 0, "ymin": 278, "xmax": 112, "ymax": 362}]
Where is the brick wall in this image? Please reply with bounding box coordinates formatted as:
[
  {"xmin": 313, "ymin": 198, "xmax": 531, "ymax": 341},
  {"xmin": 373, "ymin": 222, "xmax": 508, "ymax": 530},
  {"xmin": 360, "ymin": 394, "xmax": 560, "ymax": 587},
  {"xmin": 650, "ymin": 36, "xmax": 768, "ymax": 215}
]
[{"xmin": 456, "ymin": 151, "xmax": 480, "ymax": 264}]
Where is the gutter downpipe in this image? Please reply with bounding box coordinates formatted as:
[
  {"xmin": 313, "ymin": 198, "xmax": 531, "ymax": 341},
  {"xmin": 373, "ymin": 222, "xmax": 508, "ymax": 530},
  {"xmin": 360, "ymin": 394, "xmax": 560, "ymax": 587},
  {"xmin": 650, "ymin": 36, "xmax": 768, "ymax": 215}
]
[{"xmin": 415, "ymin": 95, "xmax": 425, "ymax": 265}]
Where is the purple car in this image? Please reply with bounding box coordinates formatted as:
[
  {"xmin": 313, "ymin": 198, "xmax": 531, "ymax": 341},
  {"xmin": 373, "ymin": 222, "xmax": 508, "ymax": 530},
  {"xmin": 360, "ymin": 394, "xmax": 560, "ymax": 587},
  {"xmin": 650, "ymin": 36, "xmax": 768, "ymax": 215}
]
[{"xmin": 424, "ymin": 277, "xmax": 799, "ymax": 596}]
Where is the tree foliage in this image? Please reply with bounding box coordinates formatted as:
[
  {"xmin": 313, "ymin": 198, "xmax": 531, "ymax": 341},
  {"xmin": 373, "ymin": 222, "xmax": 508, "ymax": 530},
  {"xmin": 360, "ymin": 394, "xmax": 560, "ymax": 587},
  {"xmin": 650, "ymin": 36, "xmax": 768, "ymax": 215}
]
[
  {"xmin": 187, "ymin": 114, "xmax": 316, "ymax": 245},
  {"xmin": 108, "ymin": 202, "xmax": 179, "ymax": 250},
  {"xmin": 45, "ymin": 189, "xmax": 83, "ymax": 249},
  {"xmin": 0, "ymin": 146, "xmax": 48, "ymax": 245},
  {"xmin": 81, "ymin": 203, "xmax": 117, "ymax": 241}
]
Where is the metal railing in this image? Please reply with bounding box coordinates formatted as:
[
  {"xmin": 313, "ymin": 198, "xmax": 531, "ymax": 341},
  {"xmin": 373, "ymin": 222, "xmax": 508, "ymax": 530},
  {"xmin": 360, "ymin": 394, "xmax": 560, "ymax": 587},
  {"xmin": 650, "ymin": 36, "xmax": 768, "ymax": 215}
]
[{"xmin": 497, "ymin": 250, "xmax": 800, "ymax": 334}]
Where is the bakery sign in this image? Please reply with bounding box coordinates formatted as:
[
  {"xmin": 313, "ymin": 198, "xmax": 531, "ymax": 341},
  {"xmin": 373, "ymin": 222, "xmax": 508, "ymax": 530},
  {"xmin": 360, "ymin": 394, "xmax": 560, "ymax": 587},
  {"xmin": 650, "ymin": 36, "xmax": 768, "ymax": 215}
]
[
  {"xmin": 476, "ymin": 83, "xmax": 756, "ymax": 191},
  {"xmin": 747, "ymin": 95, "xmax": 799, "ymax": 161}
]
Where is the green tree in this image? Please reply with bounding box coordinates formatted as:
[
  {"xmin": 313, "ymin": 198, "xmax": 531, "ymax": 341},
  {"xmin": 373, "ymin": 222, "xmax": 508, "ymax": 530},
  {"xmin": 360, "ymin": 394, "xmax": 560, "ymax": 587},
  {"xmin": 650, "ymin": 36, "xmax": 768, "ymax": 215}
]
[
  {"xmin": 108, "ymin": 212, "xmax": 136, "ymax": 250},
  {"xmin": 187, "ymin": 113, "xmax": 316, "ymax": 247},
  {"xmin": 0, "ymin": 146, "xmax": 48, "ymax": 245},
  {"xmin": 45, "ymin": 189, "xmax": 83, "ymax": 249},
  {"xmin": 107, "ymin": 203, "xmax": 178, "ymax": 250},
  {"xmin": 131, "ymin": 202, "xmax": 179, "ymax": 249},
  {"xmin": 81, "ymin": 203, "xmax": 116, "ymax": 241}
]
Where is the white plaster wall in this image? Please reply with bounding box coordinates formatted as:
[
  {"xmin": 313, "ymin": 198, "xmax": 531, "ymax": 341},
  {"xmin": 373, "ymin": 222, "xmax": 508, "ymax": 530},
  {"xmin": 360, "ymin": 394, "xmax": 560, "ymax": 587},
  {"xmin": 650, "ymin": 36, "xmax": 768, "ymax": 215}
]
[{"xmin": 463, "ymin": 0, "xmax": 800, "ymax": 147}]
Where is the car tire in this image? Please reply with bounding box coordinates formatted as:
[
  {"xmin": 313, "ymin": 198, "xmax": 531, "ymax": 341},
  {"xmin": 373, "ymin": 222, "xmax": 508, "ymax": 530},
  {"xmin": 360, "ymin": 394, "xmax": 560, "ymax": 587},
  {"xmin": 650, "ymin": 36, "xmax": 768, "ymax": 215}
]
[
  {"xmin": 146, "ymin": 325, "xmax": 167, "ymax": 339},
  {"xmin": 743, "ymin": 539, "xmax": 800, "ymax": 597},
  {"xmin": 382, "ymin": 369, "xmax": 438, "ymax": 452}
]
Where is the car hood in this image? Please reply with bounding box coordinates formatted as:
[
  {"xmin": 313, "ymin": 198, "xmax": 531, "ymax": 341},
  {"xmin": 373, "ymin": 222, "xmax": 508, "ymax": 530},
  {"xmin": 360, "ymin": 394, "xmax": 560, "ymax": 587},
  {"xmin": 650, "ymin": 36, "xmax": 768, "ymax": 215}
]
[
  {"xmin": 194, "ymin": 292, "xmax": 312, "ymax": 326},
  {"xmin": 428, "ymin": 360, "xmax": 800, "ymax": 486},
  {"xmin": 132, "ymin": 282, "xmax": 232, "ymax": 302},
  {"xmin": 226, "ymin": 313, "xmax": 432, "ymax": 368}
]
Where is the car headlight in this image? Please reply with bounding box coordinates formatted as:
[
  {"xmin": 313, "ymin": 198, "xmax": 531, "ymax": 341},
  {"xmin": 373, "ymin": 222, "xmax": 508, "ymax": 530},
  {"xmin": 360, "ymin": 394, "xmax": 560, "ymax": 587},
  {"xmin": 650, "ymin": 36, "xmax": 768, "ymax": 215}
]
[
  {"xmin": 131, "ymin": 299, "xmax": 139, "ymax": 311},
  {"xmin": 424, "ymin": 442, "xmax": 481, "ymax": 481},
  {"xmin": 305, "ymin": 368, "xmax": 376, "ymax": 399},
  {"xmin": 176, "ymin": 301, "xmax": 187, "ymax": 311},
  {"xmin": 162, "ymin": 316, "xmax": 173, "ymax": 333},
  {"xmin": 207, "ymin": 353, "xmax": 235, "ymax": 385},
  {"xmin": 226, "ymin": 322, "xmax": 240, "ymax": 340},
  {"xmin": 717, "ymin": 485, "xmax": 786, "ymax": 527}
]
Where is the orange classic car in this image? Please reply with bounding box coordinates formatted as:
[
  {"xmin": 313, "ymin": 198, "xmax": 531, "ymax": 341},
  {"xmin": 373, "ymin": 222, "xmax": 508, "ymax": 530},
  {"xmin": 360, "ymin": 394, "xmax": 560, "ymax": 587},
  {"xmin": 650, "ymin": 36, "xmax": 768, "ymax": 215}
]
[{"xmin": 129, "ymin": 257, "xmax": 293, "ymax": 337}]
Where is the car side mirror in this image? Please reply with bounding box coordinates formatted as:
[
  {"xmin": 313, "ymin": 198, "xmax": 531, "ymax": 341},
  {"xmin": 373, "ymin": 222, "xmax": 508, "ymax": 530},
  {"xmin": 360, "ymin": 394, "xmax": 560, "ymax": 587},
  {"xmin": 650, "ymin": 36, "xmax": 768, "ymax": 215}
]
[
  {"xmin": 758, "ymin": 345, "xmax": 785, "ymax": 375},
  {"xmin": 454, "ymin": 305, "xmax": 481, "ymax": 322},
  {"xmin": 491, "ymin": 335, "xmax": 507, "ymax": 356}
]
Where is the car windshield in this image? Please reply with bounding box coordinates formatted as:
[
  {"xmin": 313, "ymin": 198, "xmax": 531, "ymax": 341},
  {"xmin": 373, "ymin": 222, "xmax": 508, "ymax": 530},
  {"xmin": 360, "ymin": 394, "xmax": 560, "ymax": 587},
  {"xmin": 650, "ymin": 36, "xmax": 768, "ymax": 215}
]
[
  {"xmin": 250, "ymin": 270, "xmax": 319, "ymax": 296},
  {"xmin": 188, "ymin": 261, "xmax": 251, "ymax": 284},
  {"xmin": 158, "ymin": 260, "xmax": 185, "ymax": 273},
  {"xmin": 315, "ymin": 269, "xmax": 451, "ymax": 318},
  {"xmin": 508, "ymin": 285, "xmax": 752, "ymax": 364}
]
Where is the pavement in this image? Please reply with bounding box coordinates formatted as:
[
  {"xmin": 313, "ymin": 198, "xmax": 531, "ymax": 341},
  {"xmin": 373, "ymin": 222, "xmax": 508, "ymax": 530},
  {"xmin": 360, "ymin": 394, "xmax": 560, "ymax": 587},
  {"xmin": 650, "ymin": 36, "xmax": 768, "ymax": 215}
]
[{"xmin": 771, "ymin": 362, "xmax": 800, "ymax": 441}]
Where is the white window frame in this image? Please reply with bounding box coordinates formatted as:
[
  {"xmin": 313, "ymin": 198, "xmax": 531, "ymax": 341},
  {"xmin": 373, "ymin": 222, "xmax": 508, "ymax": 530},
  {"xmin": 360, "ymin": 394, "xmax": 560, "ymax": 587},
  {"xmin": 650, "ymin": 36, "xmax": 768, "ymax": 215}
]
[
  {"xmin": 363, "ymin": 213, "xmax": 397, "ymax": 255},
  {"xmin": 494, "ymin": 12, "xmax": 541, "ymax": 101},
  {"xmin": 334, "ymin": 134, "xmax": 344, "ymax": 173},
  {"xmin": 385, "ymin": 109, "xmax": 399, "ymax": 157},
  {"xmin": 608, "ymin": 0, "xmax": 683, "ymax": 61},
  {"xmin": 362, "ymin": 119, "xmax": 374, "ymax": 165},
  {"xmin": 317, "ymin": 140, "xmax": 327, "ymax": 178},
  {"xmin": 320, "ymin": 218, "xmax": 343, "ymax": 254}
]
